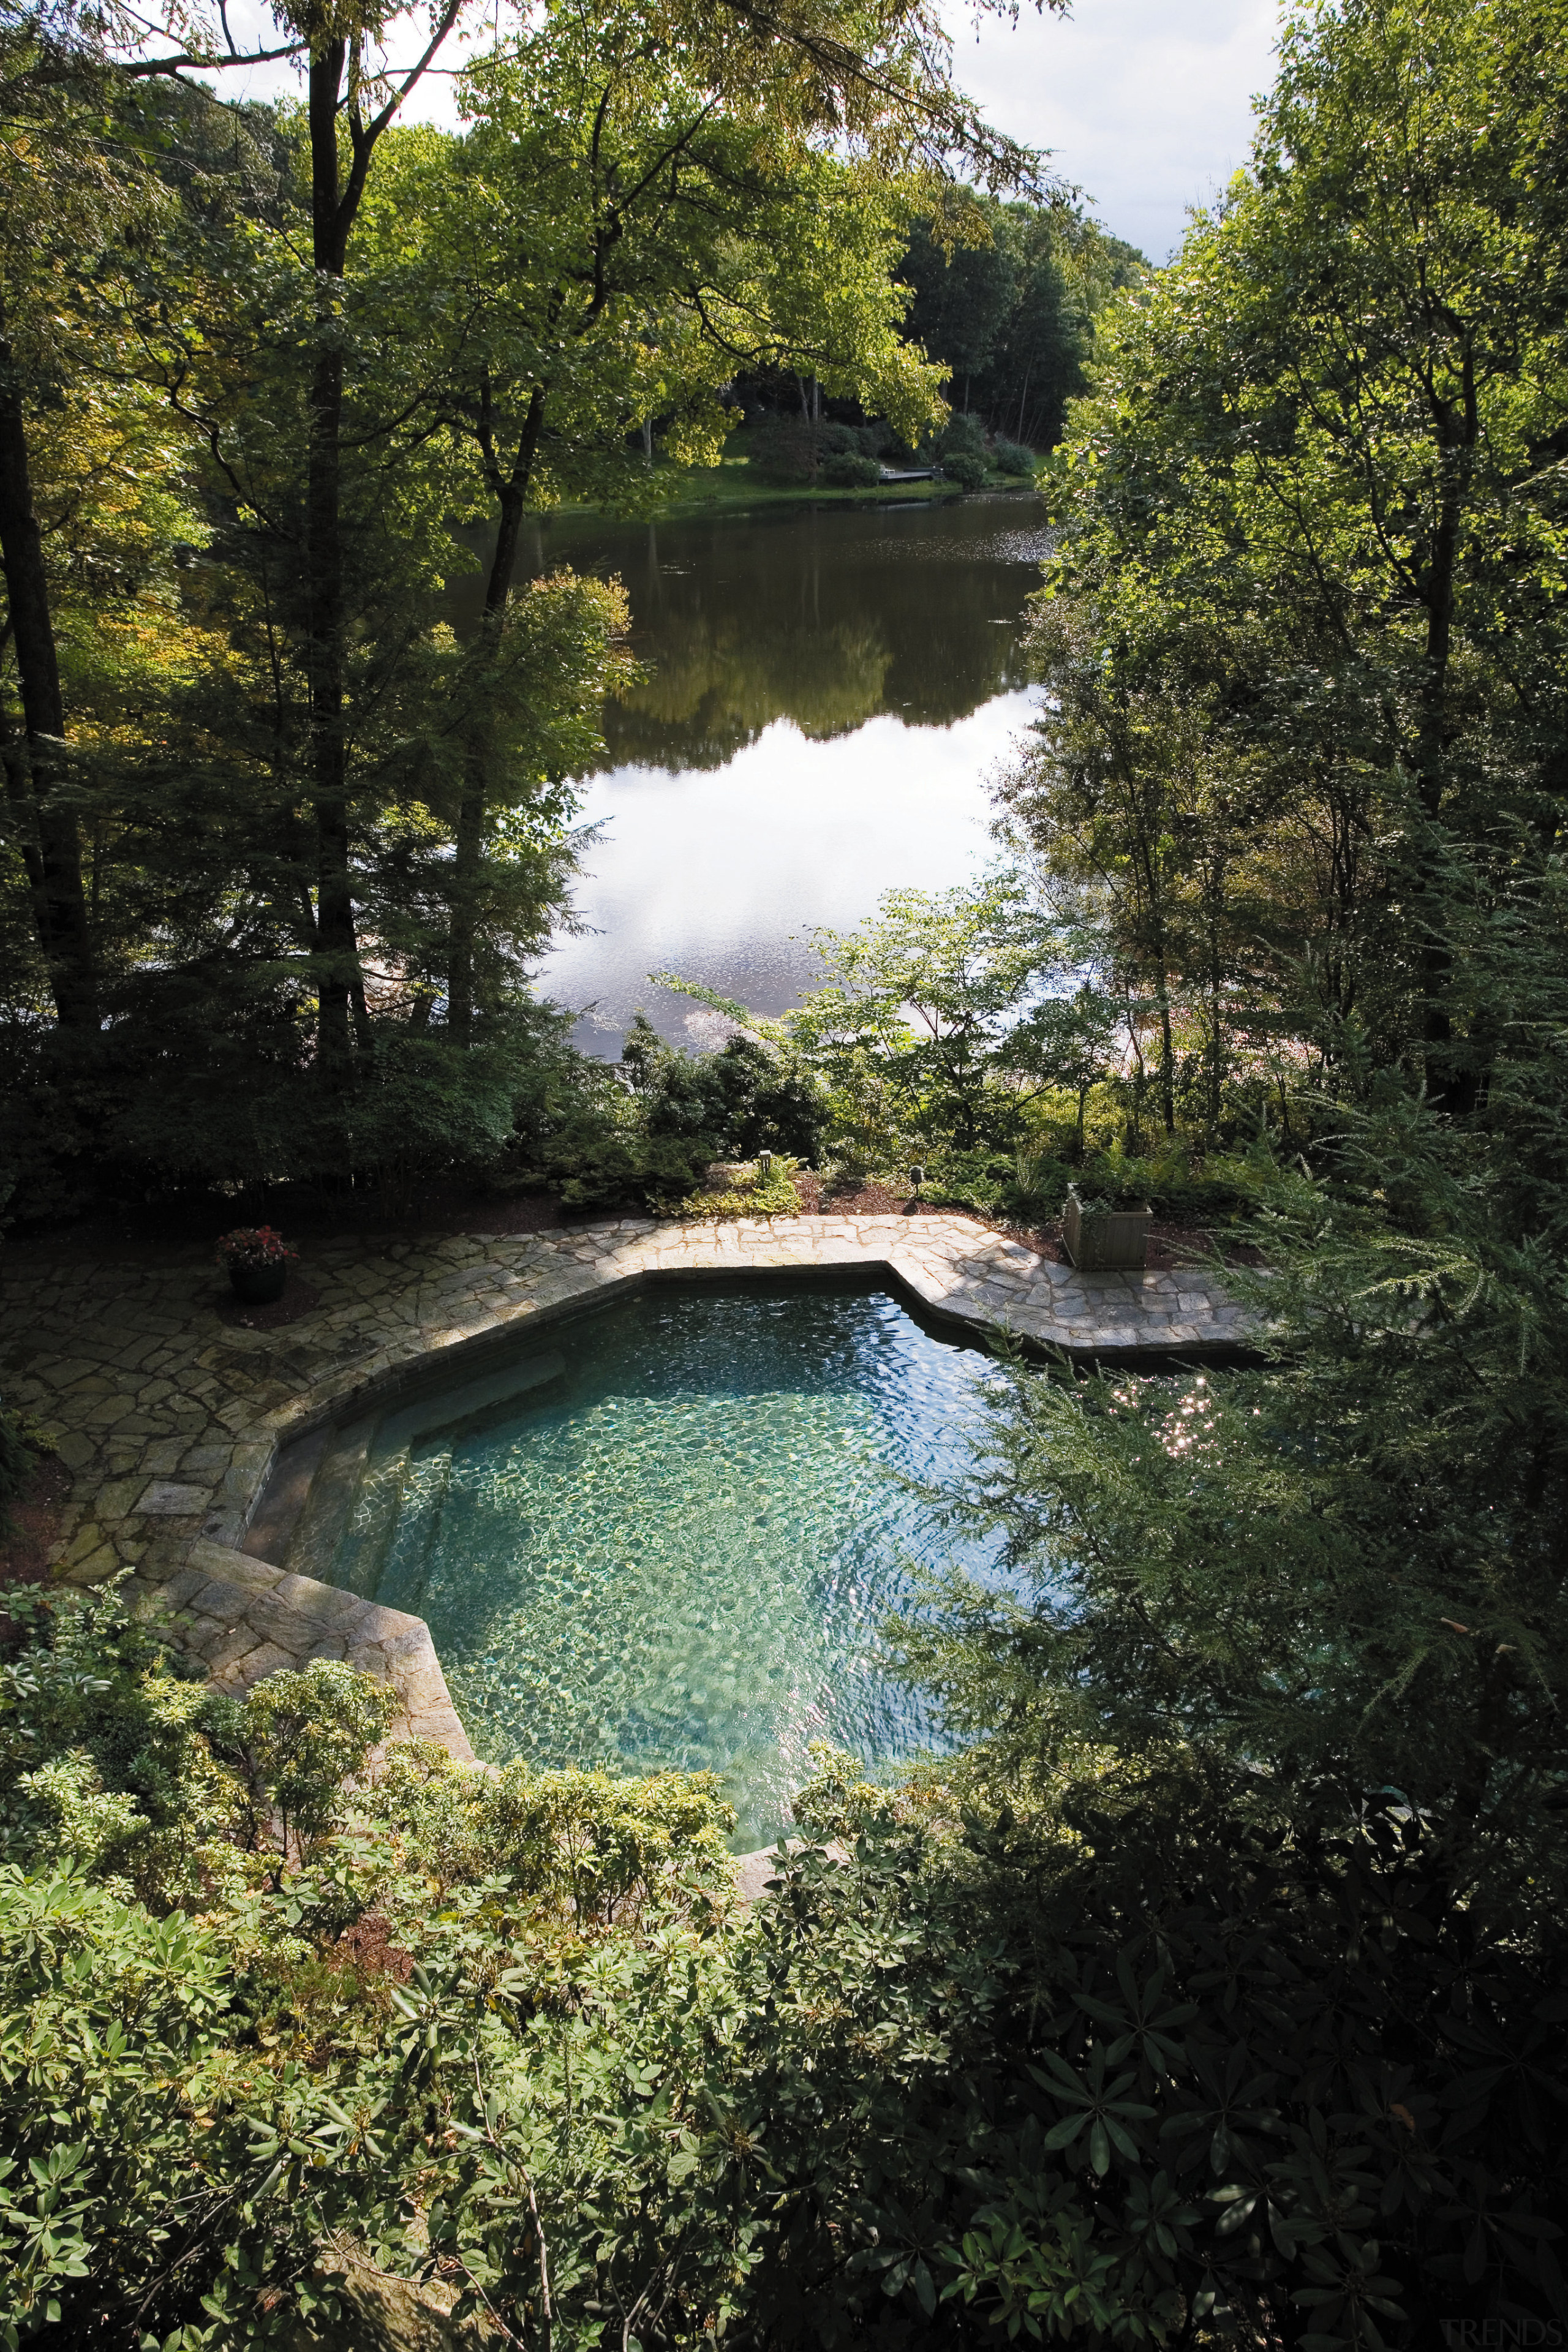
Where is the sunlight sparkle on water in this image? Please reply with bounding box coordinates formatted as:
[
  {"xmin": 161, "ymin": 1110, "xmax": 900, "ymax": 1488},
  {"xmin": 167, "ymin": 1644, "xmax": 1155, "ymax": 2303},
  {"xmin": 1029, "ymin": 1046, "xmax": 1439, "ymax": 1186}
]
[{"xmin": 339, "ymin": 1283, "xmax": 1005, "ymax": 1847}]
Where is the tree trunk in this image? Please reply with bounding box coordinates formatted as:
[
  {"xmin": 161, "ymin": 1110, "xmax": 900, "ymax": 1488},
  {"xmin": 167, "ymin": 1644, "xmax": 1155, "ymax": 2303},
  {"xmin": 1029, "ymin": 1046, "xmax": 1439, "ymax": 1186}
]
[
  {"xmin": 0, "ymin": 311, "xmax": 96, "ymax": 1030},
  {"xmin": 1415, "ymin": 478, "xmax": 1463, "ymax": 1105},
  {"xmin": 1131, "ymin": 820, "xmax": 1177, "ymax": 1136},
  {"xmin": 449, "ymin": 386, "xmax": 546, "ymax": 1045},
  {"xmin": 305, "ymin": 36, "xmax": 360, "ymax": 1080},
  {"xmin": 1411, "ymin": 320, "xmax": 1477, "ymax": 1113},
  {"xmin": 1204, "ymin": 861, "xmax": 1226, "ymax": 1139},
  {"xmin": 1155, "ymin": 973, "xmax": 1176, "ymax": 1135}
]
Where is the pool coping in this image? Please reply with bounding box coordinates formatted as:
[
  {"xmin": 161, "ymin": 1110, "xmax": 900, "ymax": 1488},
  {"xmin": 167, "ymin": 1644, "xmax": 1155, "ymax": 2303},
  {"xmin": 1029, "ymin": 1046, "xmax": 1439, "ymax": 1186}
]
[{"xmin": 4, "ymin": 1212, "xmax": 1256, "ymax": 1763}]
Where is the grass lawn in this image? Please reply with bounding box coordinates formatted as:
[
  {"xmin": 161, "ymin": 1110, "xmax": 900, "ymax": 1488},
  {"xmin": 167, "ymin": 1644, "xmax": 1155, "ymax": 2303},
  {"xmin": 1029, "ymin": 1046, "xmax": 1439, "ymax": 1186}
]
[{"xmin": 551, "ymin": 428, "xmax": 1041, "ymax": 522}]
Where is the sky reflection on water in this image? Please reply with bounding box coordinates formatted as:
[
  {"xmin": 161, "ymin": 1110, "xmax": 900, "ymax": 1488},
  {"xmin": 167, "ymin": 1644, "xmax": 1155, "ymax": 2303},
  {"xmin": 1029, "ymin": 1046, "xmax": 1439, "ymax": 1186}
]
[{"xmin": 510, "ymin": 495, "xmax": 1049, "ymax": 1053}]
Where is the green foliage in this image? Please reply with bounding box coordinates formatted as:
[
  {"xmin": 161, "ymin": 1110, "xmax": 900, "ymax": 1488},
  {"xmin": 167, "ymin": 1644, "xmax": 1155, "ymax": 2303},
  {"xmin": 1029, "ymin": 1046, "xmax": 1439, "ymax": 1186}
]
[
  {"xmin": 900, "ymin": 911, "xmax": 1568, "ymax": 1936},
  {"xmin": 820, "ymin": 448, "xmax": 883, "ymax": 487},
  {"xmin": 749, "ymin": 415, "xmax": 824, "ymax": 483},
  {"xmin": 303, "ymin": 1782, "xmax": 1564, "ymax": 2349},
  {"xmin": 526, "ymin": 1013, "xmax": 826, "ymax": 1209},
  {"xmin": 938, "ymin": 410, "xmax": 989, "ymax": 461},
  {"xmin": 748, "ymin": 417, "xmax": 892, "ymax": 488},
  {"xmin": 1009, "ymin": 984, "xmax": 1125, "ymax": 1154},
  {"xmin": 0, "ymin": 1580, "xmax": 745, "ymax": 2346},
  {"xmin": 911, "ymin": 1139, "xmax": 1262, "ymax": 1227},
  {"xmin": 649, "ymin": 895, "xmax": 1294, "ymax": 1214},
  {"xmin": 5, "ymin": 1779, "xmax": 1559, "ymax": 2350},
  {"xmin": 677, "ymin": 1153, "xmax": 804, "ymax": 1218},
  {"xmin": 940, "ymin": 447, "xmax": 987, "ymax": 489},
  {"xmin": 0, "ymin": 1865, "xmax": 265, "ymax": 2351},
  {"xmin": 387, "ymin": 12, "xmax": 949, "ymax": 521},
  {"xmin": 1008, "ymin": 0, "xmax": 1568, "ymax": 1121},
  {"xmin": 638, "ymin": 1029, "xmax": 825, "ymax": 1164},
  {"xmin": 778, "ymin": 876, "xmax": 1060, "ymax": 1162},
  {"xmin": 900, "ymin": 198, "xmax": 1144, "ymax": 448},
  {"xmin": 203, "ymin": 1662, "xmax": 399, "ymax": 1880},
  {"xmin": 935, "ymin": 409, "xmax": 989, "ymax": 484},
  {"xmin": 364, "ymin": 1741, "xmax": 735, "ymax": 1924},
  {"xmin": 0, "ymin": 1582, "xmax": 243, "ymax": 1905},
  {"xmin": 781, "ymin": 1781, "xmax": 1567, "ymax": 2351}
]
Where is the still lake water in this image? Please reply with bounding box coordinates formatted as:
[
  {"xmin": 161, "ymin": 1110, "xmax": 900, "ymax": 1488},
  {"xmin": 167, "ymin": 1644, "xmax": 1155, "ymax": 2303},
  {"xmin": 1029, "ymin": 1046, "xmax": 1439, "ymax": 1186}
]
[{"xmin": 500, "ymin": 494, "xmax": 1049, "ymax": 1055}]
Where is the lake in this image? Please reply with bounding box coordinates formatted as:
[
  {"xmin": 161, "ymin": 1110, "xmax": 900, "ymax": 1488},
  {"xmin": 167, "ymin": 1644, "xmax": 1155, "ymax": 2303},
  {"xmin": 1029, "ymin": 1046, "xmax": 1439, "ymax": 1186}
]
[{"xmin": 492, "ymin": 493, "xmax": 1050, "ymax": 1056}]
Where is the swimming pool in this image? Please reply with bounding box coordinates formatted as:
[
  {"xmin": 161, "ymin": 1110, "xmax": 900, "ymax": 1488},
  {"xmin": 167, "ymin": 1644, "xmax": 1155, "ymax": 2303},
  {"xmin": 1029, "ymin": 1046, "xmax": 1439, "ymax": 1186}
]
[{"xmin": 328, "ymin": 1275, "xmax": 1001, "ymax": 1844}]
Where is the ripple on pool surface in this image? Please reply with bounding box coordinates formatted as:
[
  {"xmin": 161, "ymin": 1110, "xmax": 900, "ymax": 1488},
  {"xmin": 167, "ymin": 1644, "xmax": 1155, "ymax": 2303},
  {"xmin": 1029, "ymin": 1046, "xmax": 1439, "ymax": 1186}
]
[{"xmin": 336, "ymin": 1280, "xmax": 1000, "ymax": 1844}]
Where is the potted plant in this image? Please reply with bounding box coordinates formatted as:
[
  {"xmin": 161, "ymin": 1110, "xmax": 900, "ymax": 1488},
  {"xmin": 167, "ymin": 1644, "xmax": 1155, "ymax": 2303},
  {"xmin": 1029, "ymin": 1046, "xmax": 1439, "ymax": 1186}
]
[
  {"xmin": 216, "ymin": 1225, "xmax": 298, "ymax": 1306},
  {"xmin": 1062, "ymin": 1186, "xmax": 1153, "ymax": 1272}
]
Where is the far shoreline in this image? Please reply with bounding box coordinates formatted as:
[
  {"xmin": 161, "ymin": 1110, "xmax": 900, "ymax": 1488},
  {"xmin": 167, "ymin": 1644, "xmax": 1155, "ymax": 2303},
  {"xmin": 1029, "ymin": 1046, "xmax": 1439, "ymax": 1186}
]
[{"xmin": 541, "ymin": 455, "xmax": 1044, "ymax": 528}]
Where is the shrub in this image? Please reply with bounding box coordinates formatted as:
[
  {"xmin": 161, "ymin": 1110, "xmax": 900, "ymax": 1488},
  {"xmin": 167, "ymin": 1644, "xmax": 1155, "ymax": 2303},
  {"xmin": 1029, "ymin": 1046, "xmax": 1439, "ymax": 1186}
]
[
  {"xmin": 940, "ymin": 448, "xmax": 987, "ymax": 491},
  {"xmin": 100, "ymin": 1007, "xmax": 554, "ymax": 1204},
  {"xmin": 0, "ymin": 1865, "xmax": 292, "ymax": 2349},
  {"xmin": 0, "ymin": 1582, "xmax": 243, "ymax": 1906},
  {"xmin": 632, "ymin": 1023, "xmax": 827, "ymax": 1164},
  {"xmin": 365, "ymin": 1741, "xmax": 735, "ymax": 1922},
  {"xmin": 677, "ymin": 1151, "xmax": 804, "ymax": 1217},
  {"xmin": 712, "ymin": 1773, "xmax": 1568, "ymax": 2350},
  {"xmin": 821, "ymin": 450, "xmax": 881, "ymax": 487},
  {"xmin": 747, "ymin": 415, "xmax": 820, "ymax": 483},
  {"xmin": 203, "ymin": 1660, "xmax": 399, "ymax": 1880},
  {"xmin": 748, "ymin": 418, "xmax": 888, "ymax": 487},
  {"xmin": 509, "ymin": 1020, "xmax": 827, "ymax": 1208},
  {"xmin": 937, "ymin": 410, "xmax": 988, "ymax": 462},
  {"xmin": 991, "ymin": 437, "xmax": 1036, "ymax": 476}
]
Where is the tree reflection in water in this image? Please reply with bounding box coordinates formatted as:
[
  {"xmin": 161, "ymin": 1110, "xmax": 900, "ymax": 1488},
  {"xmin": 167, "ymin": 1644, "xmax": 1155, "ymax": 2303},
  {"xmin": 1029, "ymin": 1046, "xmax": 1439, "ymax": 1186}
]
[
  {"xmin": 453, "ymin": 494, "xmax": 1052, "ymax": 1052},
  {"xmin": 477, "ymin": 494, "xmax": 1047, "ymax": 768}
]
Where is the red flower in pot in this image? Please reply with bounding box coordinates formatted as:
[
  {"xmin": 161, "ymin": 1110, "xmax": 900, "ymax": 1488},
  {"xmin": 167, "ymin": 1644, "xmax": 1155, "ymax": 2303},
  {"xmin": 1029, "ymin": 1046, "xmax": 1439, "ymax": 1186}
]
[{"xmin": 216, "ymin": 1226, "xmax": 298, "ymax": 1306}]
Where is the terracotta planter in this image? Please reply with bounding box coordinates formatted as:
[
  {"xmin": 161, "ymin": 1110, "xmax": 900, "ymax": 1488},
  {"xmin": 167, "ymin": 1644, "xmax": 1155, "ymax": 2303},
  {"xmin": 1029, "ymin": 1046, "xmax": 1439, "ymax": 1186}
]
[
  {"xmin": 1063, "ymin": 1191, "xmax": 1153, "ymax": 1272},
  {"xmin": 227, "ymin": 1262, "xmax": 288, "ymax": 1306}
]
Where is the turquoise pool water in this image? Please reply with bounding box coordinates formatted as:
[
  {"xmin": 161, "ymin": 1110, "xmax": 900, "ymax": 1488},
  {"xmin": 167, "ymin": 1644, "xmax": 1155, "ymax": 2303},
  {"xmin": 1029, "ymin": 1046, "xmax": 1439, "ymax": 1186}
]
[{"xmin": 334, "ymin": 1278, "xmax": 1000, "ymax": 1845}]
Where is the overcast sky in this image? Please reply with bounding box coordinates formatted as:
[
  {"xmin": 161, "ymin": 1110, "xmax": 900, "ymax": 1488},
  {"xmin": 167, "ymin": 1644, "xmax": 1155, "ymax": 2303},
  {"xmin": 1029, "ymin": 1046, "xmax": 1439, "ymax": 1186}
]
[
  {"xmin": 206, "ymin": 0, "xmax": 1282, "ymax": 266},
  {"xmin": 959, "ymin": 0, "xmax": 1280, "ymax": 258}
]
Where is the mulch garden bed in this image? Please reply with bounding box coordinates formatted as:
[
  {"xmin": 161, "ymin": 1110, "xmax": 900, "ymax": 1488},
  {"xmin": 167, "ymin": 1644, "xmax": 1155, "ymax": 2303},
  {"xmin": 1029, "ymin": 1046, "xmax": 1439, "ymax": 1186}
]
[
  {"xmin": 788, "ymin": 1172, "xmax": 1250, "ymax": 1272},
  {"xmin": 792, "ymin": 1172, "xmax": 951, "ymax": 1221},
  {"xmin": 330, "ymin": 1910, "xmax": 415, "ymax": 1983},
  {"xmin": 14, "ymin": 1178, "xmax": 570, "ymax": 1269}
]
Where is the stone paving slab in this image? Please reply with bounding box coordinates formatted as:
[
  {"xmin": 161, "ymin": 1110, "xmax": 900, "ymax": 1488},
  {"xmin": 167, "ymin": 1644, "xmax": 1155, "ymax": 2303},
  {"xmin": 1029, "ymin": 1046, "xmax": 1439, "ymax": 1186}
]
[{"xmin": 1, "ymin": 1212, "xmax": 1251, "ymax": 1758}]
